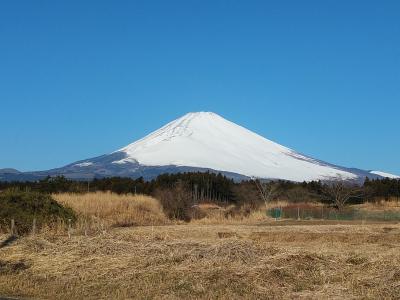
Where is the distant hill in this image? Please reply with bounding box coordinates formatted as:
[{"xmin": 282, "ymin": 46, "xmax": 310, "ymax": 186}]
[{"xmin": 0, "ymin": 168, "xmax": 20, "ymax": 174}]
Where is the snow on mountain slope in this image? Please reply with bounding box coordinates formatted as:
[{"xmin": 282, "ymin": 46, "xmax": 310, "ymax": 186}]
[
  {"xmin": 370, "ymin": 171, "xmax": 400, "ymax": 179},
  {"xmin": 113, "ymin": 112, "xmax": 357, "ymax": 182}
]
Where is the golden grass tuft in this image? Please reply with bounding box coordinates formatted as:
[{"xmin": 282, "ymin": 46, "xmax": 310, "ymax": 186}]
[{"xmin": 54, "ymin": 192, "xmax": 168, "ymax": 229}]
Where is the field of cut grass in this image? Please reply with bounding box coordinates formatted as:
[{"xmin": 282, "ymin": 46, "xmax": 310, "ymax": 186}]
[
  {"xmin": 1, "ymin": 222, "xmax": 400, "ymax": 299},
  {"xmin": 1, "ymin": 192, "xmax": 400, "ymax": 299}
]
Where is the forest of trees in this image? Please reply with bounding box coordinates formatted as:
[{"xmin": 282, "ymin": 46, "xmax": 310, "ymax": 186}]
[{"xmin": 0, "ymin": 172, "xmax": 399, "ymax": 207}]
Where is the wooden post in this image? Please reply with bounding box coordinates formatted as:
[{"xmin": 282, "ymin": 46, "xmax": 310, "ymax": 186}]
[
  {"xmin": 11, "ymin": 219, "xmax": 15, "ymax": 235},
  {"xmin": 297, "ymin": 206, "xmax": 300, "ymax": 221},
  {"xmin": 151, "ymin": 219, "xmax": 154, "ymax": 239},
  {"xmin": 32, "ymin": 218, "xmax": 37, "ymax": 235},
  {"xmin": 321, "ymin": 206, "xmax": 324, "ymax": 220},
  {"xmin": 68, "ymin": 219, "xmax": 72, "ymax": 239}
]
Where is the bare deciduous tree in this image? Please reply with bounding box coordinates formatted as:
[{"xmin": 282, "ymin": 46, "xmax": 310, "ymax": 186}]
[
  {"xmin": 253, "ymin": 179, "xmax": 279, "ymax": 209},
  {"xmin": 323, "ymin": 181, "xmax": 363, "ymax": 210}
]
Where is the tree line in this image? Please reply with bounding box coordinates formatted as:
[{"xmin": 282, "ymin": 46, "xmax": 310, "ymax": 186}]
[{"xmin": 0, "ymin": 172, "xmax": 399, "ymax": 207}]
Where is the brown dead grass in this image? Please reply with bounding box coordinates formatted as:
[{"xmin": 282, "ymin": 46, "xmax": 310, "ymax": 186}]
[
  {"xmin": 54, "ymin": 192, "xmax": 168, "ymax": 229},
  {"xmin": 358, "ymin": 199, "xmax": 400, "ymax": 212},
  {"xmin": 192, "ymin": 208, "xmax": 268, "ymax": 225},
  {"xmin": 1, "ymin": 222, "xmax": 400, "ymax": 299},
  {"xmin": 191, "ymin": 201, "xmax": 289, "ymax": 225},
  {"xmin": 1, "ymin": 194, "xmax": 400, "ymax": 299}
]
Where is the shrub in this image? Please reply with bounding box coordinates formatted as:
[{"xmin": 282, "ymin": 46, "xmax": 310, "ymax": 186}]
[
  {"xmin": 285, "ymin": 187, "xmax": 314, "ymax": 203},
  {"xmin": 0, "ymin": 189, "xmax": 76, "ymax": 235},
  {"xmin": 155, "ymin": 180, "xmax": 193, "ymax": 221},
  {"xmin": 232, "ymin": 183, "xmax": 262, "ymax": 209}
]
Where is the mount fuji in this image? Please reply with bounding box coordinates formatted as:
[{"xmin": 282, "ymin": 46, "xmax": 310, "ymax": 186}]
[{"xmin": 0, "ymin": 112, "xmax": 397, "ymax": 182}]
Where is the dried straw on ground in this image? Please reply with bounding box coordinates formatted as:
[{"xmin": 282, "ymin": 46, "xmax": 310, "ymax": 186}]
[{"xmin": 1, "ymin": 222, "xmax": 400, "ymax": 299}]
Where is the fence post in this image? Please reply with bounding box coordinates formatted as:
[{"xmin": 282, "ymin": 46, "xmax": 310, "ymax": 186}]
[
  {"xmin": 11, "ymin": 219, "xmax": 15, "ymax": 235},
  {"xmin": 321, "ymin": 206, "xmax": 324, "ymax": 220},
  {"xmin": 151, "ymin": 219, "xmax": 154, "ymax": 239},
  {"xmin": 297, "ymin": 206, "xmax": 300, "ymax": 221},
  {"xmin": 68, "ymin": 219, "xmax": 72, "ymax": 239},
  {"xmin": 32, "ymin": 218, "xmax": 37, "ymax": 236}
]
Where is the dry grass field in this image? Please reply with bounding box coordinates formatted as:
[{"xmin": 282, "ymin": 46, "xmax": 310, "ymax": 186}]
[
  {"xmin": 1, "ymin": 193, "xmax": 400, "ymax": 299},
  {"xmin": 1, "ymin": 222, "xmax": 400, "ymax": 299}
]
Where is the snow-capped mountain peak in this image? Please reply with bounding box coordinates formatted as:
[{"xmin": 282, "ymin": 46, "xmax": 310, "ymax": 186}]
[
  {"xmin": 112, "ymin": 112, "xmax": 357, "ymax": 182},
  {"xmin": 1, "ymin": 111, "xmax": 396, "ymax": 182}
]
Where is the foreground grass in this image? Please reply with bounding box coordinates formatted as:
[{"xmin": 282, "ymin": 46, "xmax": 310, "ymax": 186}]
[{"xmin": 1, "ymin": 222, "xmax": 400, "ymax": 299}]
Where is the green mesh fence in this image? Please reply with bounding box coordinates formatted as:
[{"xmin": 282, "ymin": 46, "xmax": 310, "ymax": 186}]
[{"xmin": 266, "ymin": 205, "xmax": 400, "ymax": 221}]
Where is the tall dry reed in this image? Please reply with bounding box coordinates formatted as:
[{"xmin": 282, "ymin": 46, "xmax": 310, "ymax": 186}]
[{"xmin": 54, "ymin": 192, "xmax": 168, "ymax": 229}]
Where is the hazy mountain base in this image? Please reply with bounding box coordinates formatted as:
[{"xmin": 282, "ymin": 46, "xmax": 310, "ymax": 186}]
[
  {"xmin": 0, "ymin": 223, "xmax": 399, "ymax": 299},
  {"xmin": 0, "ymin": 152, "xmax": 250, "ymax": 182}
]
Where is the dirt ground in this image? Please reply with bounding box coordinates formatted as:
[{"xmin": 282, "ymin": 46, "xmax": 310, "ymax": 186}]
[{"xmin": 1, "ymin": 221, "xmax": 400, "ymax": 299}]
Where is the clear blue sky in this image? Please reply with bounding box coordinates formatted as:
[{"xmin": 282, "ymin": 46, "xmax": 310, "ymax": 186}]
[{"xmin": 1, "ymin": 1, "xmax": 399, "ymax": 174}]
